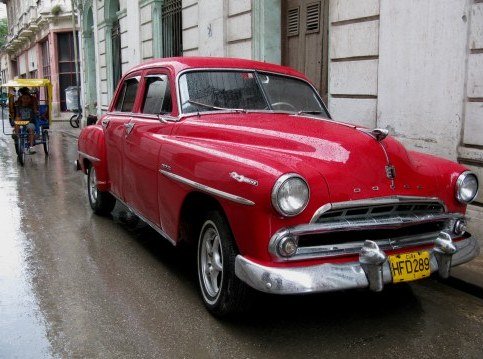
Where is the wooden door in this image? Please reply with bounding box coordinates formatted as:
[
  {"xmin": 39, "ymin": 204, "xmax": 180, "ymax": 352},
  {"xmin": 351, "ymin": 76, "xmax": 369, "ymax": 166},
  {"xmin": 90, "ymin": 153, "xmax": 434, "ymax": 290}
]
[{"xmin": 282, "ymin": 0, "xmax": 329, "ymax": 101}]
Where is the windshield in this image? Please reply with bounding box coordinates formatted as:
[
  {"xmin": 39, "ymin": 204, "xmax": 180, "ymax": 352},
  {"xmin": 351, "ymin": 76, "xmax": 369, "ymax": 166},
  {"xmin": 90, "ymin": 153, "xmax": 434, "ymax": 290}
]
[{"xmin": 178, "ymin": 70, "xmax": 329, "ymax": 117}]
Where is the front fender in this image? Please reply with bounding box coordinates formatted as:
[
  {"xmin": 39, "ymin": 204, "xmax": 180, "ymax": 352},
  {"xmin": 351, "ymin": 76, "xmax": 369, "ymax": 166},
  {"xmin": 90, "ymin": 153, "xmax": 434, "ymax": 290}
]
[
  {"xmin": 158, "ymin": 136, "xmax": 330, "ymax": 261},
  {"xmin": 78, "ymin": 124, "xmax": 110, "ymax": 192}
]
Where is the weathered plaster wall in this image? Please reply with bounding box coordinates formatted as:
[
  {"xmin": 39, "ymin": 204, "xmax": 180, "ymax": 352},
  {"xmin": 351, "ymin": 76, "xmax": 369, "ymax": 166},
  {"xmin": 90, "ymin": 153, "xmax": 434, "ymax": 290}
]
[
  {"xmin": 459, "ymin": 1, "xmax": 483, "ymax": 237},
  {"xmin": 181, "ymin": 0, "xmax": 252, "ymax": 58},
  {"xmin": 327, "ymin": 0, "xmax": 379, "ymax": 128},
  {"xmin": 377, "ymin": 0, "xmax": 468, "ymax": 161}
]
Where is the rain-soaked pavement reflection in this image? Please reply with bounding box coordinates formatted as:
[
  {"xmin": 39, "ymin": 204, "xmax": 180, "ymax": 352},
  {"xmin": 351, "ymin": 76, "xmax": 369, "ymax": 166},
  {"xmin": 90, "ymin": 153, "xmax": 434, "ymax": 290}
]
[
  {"xmin": 0, "ymin": 121, "xmax": 483, "ymax": 358},
  {"xmin": 0, "ymin": 128, "xmax": 52, "ymax": 357}
]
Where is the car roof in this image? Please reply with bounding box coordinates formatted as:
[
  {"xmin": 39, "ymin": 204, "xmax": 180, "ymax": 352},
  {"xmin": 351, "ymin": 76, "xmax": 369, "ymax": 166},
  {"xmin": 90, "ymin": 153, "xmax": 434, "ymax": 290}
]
[{"xmin": 125, "ymin": 57, "xmax": 309, "ymax": 80}]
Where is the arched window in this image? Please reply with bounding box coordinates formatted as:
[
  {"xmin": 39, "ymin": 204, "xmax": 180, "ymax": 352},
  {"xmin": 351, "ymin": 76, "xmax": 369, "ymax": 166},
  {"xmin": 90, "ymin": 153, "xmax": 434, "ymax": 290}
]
[
  {"xmin": 105, "ymin": 0, "xmax": 122, "ymax": 91},
  {"xmin": 83, "ymin": 5, "xmax": 97, "ymax": 111}
]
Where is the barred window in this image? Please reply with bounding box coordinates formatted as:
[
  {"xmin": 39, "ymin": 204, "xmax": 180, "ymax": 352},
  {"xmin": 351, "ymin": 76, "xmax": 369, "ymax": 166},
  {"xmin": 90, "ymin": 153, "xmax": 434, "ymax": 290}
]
[{"xmin": 162, "ymin": 0, "xmax": 182, "ymax": 57}]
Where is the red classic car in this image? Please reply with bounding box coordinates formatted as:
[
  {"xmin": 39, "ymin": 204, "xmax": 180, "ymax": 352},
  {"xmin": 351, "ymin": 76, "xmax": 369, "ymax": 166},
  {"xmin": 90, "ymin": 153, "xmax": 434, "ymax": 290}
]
[{"xmin": 77, "ymin": 57, "xmax": 480, "ymax": 316}]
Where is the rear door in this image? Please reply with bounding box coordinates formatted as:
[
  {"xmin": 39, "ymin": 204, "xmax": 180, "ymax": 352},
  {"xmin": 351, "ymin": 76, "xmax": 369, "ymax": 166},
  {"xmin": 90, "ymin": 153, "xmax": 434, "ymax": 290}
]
[
  {"xmin": 123, "ymin": 69, "xmax": 176, "ymax": 227},
  {"xmin": 103, "ymin": 74, "xmax": 141, "ymax": 200}
]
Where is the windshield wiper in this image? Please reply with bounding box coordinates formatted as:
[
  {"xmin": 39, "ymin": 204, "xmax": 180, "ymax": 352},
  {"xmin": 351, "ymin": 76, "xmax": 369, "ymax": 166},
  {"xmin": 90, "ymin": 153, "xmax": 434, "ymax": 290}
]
[
  {"xmin": 296, "ymin": 110, "xmax": 323, "ymax": 115},
  {"xmin": 187, "ymin": 100, "xmax": 246, "ymax": 113}
]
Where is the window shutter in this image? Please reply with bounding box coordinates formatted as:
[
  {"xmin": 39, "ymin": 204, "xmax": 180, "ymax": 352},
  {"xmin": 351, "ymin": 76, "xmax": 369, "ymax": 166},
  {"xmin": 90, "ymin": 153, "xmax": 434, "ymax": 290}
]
[
  {"xmin": 287, "ymin": 7, "xmax": 300, "ymax": 37},
  {"xmin": 306, "ymin": 2, "xmax": 321, "ymax": 33}
]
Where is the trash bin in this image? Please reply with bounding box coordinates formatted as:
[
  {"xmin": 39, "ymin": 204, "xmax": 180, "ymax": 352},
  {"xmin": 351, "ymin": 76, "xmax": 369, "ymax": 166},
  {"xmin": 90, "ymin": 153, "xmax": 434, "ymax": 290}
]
[{"xmin": 65, "ymin": 86, "xmax": 80, "ymax": 111}]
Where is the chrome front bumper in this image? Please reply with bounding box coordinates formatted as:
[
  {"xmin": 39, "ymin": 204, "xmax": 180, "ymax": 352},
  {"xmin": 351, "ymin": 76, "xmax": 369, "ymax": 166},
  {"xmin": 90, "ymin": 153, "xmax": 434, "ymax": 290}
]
[{"xmin": 235, "ymin": 235, "xmax": 480, "ymax": 295}]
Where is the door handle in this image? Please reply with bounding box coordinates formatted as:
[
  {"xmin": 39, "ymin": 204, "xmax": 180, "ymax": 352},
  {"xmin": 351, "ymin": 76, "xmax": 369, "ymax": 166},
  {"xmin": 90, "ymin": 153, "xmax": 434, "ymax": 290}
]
[
  {"xmin": 124, "ymin": 122, "xmax": 135, "ymax": 135},
  {"xmin": 101, "ymin": 118, "xmax": 110, "ymax": 128}
]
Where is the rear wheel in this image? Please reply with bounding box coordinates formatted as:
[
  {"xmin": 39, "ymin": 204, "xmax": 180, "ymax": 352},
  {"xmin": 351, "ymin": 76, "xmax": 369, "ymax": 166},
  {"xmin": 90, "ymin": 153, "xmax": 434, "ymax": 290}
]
[
  {"xmin": 42, "ymin": 130, "xmax": 49, "ymax": 155},
  {"xmin": 197, "ymin": 210, "xmax": 252, "ymax": 317},
  {"xmin": 87, "ymin": 165, "xmax": 116, "ymax": 215}
]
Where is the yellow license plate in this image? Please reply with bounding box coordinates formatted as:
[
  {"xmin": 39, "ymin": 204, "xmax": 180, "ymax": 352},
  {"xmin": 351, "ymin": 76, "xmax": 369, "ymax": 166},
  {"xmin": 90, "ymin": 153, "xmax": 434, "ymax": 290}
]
[{"xmin": 389, "ymin": 251, "xmax": 431, "ymax": 283}]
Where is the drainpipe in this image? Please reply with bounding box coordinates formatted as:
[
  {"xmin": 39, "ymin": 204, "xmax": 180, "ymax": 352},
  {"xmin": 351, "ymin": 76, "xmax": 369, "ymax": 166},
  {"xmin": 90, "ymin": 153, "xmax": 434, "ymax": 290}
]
[{"xmin": 70, "ymin": 0, "xmax": 81, "ymax": 125}]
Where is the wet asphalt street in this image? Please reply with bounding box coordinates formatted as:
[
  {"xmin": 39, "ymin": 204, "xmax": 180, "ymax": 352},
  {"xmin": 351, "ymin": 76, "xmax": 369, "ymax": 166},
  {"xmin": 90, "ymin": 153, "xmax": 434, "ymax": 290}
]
[{"xmin": 0, "ymin": 124, "xmax": 483, "ymax": 359}]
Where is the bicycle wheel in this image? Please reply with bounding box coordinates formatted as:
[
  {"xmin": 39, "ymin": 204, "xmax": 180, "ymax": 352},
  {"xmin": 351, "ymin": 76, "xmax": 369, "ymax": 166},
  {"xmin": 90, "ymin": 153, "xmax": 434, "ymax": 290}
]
[
  {"xmin": 69, "ymin": 114, "xmax": 80, "ymax": 128},
  {"xmin": 42, "ymin": 129, "xmax": 49, "ymax": 155},
  {"xmin": 17, "ymin": 135, "xmax": 25, "ymax": 166},
  {"xmin": 13, "ymin": 137, "xmax": 19, "ymax": 156}
]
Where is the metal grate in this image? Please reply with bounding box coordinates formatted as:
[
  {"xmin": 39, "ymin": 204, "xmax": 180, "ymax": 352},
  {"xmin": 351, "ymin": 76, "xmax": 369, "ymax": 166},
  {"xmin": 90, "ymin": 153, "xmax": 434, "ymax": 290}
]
[
  {"xmin": 314, "ymin": 202, "xmax": 445, "ymax": 224},
  {"xmin": 162, "ymin": 0, "xmax": 183, "ymax": 57},
  {"xmin": 287, "ymin": 7, "xmax": 299, "ymax": 37},
  {"xmin": 306, "ymin": 2, "xmax": 320, "ymax": 33}
]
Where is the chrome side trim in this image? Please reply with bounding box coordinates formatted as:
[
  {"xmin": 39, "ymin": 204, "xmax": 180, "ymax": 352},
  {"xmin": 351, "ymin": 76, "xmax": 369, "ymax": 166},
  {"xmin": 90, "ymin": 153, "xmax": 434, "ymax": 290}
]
[
  {"xmin": 110, "ymin": 193, "xmax": 176, "ymax": 246},
  {"xmin": 310, "ymin": 196, "xmax": 446, "ymax": 223},
  {"xmin": 78, "ymin": 151, "xmax": 100, "ymax": 163},
  {"xmin": 159, "ymin": 169, "xmax": 255, "ymax": 206},
  {"xmin": 235, "ymin": 236, "xmax": 479, "ymax": 295}
]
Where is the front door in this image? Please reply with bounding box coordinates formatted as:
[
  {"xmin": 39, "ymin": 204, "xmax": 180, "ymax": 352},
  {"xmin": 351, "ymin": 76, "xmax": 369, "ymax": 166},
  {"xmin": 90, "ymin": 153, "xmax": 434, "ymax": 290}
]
[{"xmin": 282, "ymin": 0, "xmax": 329, "ymax": 101}]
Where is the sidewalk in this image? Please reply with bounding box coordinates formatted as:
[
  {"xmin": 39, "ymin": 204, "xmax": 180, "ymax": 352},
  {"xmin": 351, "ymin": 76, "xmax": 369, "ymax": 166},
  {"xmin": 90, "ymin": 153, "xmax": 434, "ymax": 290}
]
[
  {"xmin": 50, "ymin": 118, "xmax": 81, "ymax": 139},
  {"xmin": 50, "ymin": 120, "xmax": 482, "ymax": 292}
]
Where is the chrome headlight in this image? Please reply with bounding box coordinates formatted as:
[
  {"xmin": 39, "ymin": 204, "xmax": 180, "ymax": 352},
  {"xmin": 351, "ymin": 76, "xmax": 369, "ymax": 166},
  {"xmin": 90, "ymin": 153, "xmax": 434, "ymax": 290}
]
[
  {"xmin": 271, "ymin": 173, "xmax": 310, "ymax": 217},
  {"xmin": 456, "ymin": 171, "xmax": 479, "ymax": 204}
]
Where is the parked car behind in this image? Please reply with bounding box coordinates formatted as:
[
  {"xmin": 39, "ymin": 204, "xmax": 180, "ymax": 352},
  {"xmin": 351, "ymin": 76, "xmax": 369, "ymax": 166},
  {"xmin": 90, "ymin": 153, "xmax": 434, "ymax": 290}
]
[{"xmin": 77, "ymin": 57, "xmax": 479, "ymax": 316}]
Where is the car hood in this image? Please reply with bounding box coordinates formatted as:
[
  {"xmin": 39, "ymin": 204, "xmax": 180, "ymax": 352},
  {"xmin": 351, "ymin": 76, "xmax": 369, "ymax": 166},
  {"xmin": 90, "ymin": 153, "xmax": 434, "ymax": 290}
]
[{"xmin": 175, "ymin": 112, "xmax": 441, "ymax": 202}]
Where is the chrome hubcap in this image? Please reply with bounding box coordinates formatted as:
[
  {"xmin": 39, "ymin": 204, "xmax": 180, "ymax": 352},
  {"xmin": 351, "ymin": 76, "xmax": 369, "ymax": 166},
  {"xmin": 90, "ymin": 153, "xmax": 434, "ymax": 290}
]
[
  {"xmin": 89, "ymin": 168, "xmax": 98, "ymax": 203},
  {"xmin": 200, "ymin": 223, "xmax": 223, "ymax": 299}
]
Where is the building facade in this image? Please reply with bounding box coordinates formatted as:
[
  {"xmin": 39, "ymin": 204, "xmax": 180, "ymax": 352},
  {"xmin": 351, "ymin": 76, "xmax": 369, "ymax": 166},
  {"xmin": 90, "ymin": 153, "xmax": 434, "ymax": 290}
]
[
  {"xmin": 79, "ymin": 0, "xmax": 483, "ymax": 235},
  {"xmin": 2, "ymin": 0, "xmax": 79, "ymax": 116},
  {"xmin": 79, "ymin": 0, "xmax": 182, "ymax": 114}
]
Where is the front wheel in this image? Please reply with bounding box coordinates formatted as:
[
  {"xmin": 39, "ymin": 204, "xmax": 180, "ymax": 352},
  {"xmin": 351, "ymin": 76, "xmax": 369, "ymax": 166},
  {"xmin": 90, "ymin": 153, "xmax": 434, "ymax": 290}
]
[
  {"xmin": 197, "ymin": 210, "xmax": 252, "ymax": 317},
  {"xmin": 87, "ymin": 165, "xmax": 116, "ymax": 215},
  {"xmin": 42, "ymin": 130, "xmax": 49, "ymax": 155},
  {"xmin": 70, "ymin": 114, "xmax": 80, "ymax": 128},
  {"xmin": 17, "ymin": 136, "xmax": 25, "ymax": 166}
]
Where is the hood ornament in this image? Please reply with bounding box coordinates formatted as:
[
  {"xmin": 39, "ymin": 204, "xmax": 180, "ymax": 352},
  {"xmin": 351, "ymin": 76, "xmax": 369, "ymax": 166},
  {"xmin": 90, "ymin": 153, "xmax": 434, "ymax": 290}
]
[
  {"xmin": 385, "ymin": 165, "xmax": 396, "ymax": 180},
  {"xmin": 370, "ymin": 128, "xmax": 389, "ymax": 142}
]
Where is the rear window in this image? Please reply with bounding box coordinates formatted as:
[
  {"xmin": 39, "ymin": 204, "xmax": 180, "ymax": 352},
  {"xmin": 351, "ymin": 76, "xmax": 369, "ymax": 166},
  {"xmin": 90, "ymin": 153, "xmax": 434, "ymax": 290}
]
[{"xmin": 114, "ymin": 78, "xmax": 139, "ymax": 112}]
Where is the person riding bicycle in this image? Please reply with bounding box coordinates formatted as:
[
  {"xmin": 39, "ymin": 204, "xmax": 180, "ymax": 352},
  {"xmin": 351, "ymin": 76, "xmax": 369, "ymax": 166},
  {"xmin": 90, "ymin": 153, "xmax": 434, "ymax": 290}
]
[{"xmin": 14, "ymin": 89, "xmax": 38, "ymax": 154}]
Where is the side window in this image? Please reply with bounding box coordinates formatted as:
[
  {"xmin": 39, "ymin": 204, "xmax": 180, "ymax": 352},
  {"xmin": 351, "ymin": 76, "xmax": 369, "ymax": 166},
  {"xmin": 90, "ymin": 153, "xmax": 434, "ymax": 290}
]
[
  {"xmin": 141, "ymin": 75, "xmax": 172, "ymax": 115},
  {"xmin": 113, "ymin": 78, "xmax": 139, "ymax": 112}
]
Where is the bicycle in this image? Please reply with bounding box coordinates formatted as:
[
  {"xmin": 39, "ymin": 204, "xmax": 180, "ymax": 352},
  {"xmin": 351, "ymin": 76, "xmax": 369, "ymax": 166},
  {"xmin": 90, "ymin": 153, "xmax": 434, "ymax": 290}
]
[{"xmin": 69, "ymin": 109, "xmax": 82, "ymax": 128}]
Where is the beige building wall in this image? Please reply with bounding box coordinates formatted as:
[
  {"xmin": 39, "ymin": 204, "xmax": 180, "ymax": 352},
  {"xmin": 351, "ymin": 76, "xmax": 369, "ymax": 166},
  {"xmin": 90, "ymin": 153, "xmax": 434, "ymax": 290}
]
[
  {"xmin": 182, "ymin": 0, "xmax": 253, "ymax": 58},
  {"xmin": 327, "ymin": 0, "xmax": 483, "ymax": 237},
  {"xmin": 327, "ymin": 0, "xmax": 379, "ymax": 129}
]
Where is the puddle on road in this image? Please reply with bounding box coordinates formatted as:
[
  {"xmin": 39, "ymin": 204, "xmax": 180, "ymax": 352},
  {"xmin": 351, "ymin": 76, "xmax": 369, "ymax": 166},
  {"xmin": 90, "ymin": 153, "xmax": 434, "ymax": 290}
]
[{"xmin": 0, "ymin": 131, "xmax": 52, "ymax": 358}]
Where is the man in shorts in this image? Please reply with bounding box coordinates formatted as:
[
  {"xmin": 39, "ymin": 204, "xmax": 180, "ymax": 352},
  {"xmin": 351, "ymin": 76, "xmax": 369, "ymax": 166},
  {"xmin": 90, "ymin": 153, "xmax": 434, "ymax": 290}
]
[{"xmin": 14, "ymin": 91, "xmax": 37, "ymax": 154}]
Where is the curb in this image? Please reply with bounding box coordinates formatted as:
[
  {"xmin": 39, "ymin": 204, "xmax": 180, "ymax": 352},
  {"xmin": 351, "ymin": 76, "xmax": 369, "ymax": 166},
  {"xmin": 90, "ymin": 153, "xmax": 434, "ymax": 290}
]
[{"xmin": 440, "ymin": 276, "xmax": 483, "ymax": 299}]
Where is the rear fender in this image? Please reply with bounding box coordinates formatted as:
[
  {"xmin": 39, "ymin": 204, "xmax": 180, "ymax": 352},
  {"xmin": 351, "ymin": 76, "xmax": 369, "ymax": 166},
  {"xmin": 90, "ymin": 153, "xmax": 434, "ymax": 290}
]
[{"xmin": 78, "ymin": 124, "xmax": 110, "ymax": 192}]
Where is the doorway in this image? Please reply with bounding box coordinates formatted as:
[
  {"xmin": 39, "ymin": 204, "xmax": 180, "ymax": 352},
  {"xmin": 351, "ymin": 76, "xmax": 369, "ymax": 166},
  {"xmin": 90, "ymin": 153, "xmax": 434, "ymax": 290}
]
[{"xmin": 281, "ymin": 0, "xmax": 329, "ymax": 101}]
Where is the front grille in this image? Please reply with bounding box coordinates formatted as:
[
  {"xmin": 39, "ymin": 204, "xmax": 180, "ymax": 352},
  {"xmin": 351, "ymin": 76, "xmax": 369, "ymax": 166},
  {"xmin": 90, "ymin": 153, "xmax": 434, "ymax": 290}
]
[
  {"xmin": 314, "ymin": 201, "xmax": 445, "ymax": 223},
  {"xmin": 298, "ymin": 201, "xmax": 448, "ymax": 256},
  {"xmin": 299, "ymin": 221, "xmax": 446, "ymax": 248},
  {"xmin": 269, "ymin": 198, "xmax": 459, "ymax": 261}
]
